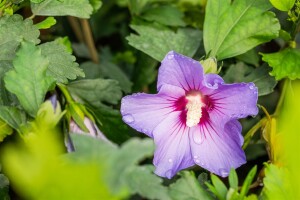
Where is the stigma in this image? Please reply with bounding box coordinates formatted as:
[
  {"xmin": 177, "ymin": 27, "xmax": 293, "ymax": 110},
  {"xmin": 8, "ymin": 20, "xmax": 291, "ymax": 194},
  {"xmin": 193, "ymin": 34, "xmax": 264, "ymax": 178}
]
[{"xmin": 185, "ymin": 91, "xmax": 205, "ymax": 127}]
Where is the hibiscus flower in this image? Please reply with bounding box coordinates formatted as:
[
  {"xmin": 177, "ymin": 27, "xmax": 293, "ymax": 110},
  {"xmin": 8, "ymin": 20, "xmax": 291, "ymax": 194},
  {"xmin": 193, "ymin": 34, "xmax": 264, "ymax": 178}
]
[{"xmin": 121, "ymin": 51, "xmax": 258, "ymax": 178}]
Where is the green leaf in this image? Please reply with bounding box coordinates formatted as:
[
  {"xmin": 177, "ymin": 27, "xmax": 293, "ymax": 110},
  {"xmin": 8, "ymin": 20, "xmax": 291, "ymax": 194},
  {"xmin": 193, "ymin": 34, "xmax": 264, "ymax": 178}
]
[
  {"xmin": 0, "ymin": 14, "xmax": 40, "ymax": 61},
  {"xmin": 128, "ymin": 0, "xmax": 155, "ymax": 15},
  {"xmin": 40, "ymin": 41, "xmax": 84, "ymax": 83},
  {"xmin": 169, "ymin": 171, "xmax": 213, "ymax": 200},
  {"xmin": 80, "ymin": 52, "xmax": 132, "ymax": 93},
  {"xmin": 236, "ymin": 49, "xmax": 260, "ymax": 67},
  {"xmin": 67, "ymin": 79, "xmax": 122, "ymax": 108},
  {"xmin": 262, "ymin": 164, "xmax": 292, "ymax": 199},
  {"xmin": 0, "ymin": 174, "xmax": 10, "ymax": 200},
  {"xmin": 261, "ymin": 48, "xmax": 300, "ymax": 80},
  {"xmin": 270, "ymin": 0, "xmax": 295, "ymax": 11},
  {"xmin": 204, "ymin": 0, "xmax": 280, "ymax": 60},
  {"xmin": 0, "ymin": 61, "xmax": 18, "ymax": 106},
  {"xmin": 127, "ymin": 24, "xmax": 202, "ymax": 61},
  {"xmin": 226, "ymin": 188, "xmax": 241, "ymax": 200},
  {"xmin": 66, "ymin": 102, "xmax": 89, "ymax": 132},
  {"xmin": 2, "ymin": 129, "xmax": 123, "ymax": 200},
  {"xmin": 31, "ymin": 0, "xmax": 93, "ymax": 18},
  {"xmin": 125, "ymin": 165, "xmax": 171, "ymax": 200},
  {"xmin": 210, "ymin": 174, "xmax": 227, "ymax": 200},
  {"xmin": 93, "ymin": 107, "xmax": 131, "ymax": 144},
  {"xmin": 100, "ymin": 61, "xmax": 133, "ymax": 93},
  {"xmin": 0, "ymin": 106, "xmax": 26, "ymax": 129},
  {"xmin": 223, "ymin": 62, "xmax": 277, "ymax": 96},
  {"xmin": 108, "ymin": 138, "xmax": 155, "ymax": 194},
  {"xmin": 72, "ymin": 43, "xmax": 91, "ymax": 59},
  {"xmin": 0, "ymin": 118, "xmax": 13, "ymax": 142},
  {"xmin": 70, "ymin": 132, "xmax": 117, "ymax": 159},
  {"xmin": 4, "ymin": 42, "xmax": 55, "ymax": 117},
  {"xmin": 229, "ymin": 169, "xmax": 238, "ymax": 190},
  {"xmin": 261, "ymin": 81, "xmax": 300, "ymax": 199},
  {"xmin": 71, "ymin": 134, "xmax": 154, "ymax": 195},
  {"xmin": 132, "ymin": 52, "xmax": 158, "ymax": 91},
  {"xmin": 198, "ymin": 173, "xmax": 209, "ymax": 188},
  {"xmin": 89, "ymin": 0, "xmax": 102, "ymax": 13},
  {"xmin": 243, "ymin": 66, "xmax": 277, "ymax": 96},
  {"xmin": 54, "ymin": 36, "xmax": 73, "ymax": 54},
  {"xmin": 279, "ymin": 29, "xmax": 292, "ymax": 42},
  {"xmin": 240, "ymin": 166, "xmax": 257, "ymax": 199},
  {"xmin": 244, "ymin": 194, "xmax": 258, "ymax": 200},
  {"xmin": 142, "ymin": 5, "xmax": 186, "ymax": 27},
  {"xmin": 34, "ymin": 16, "xmax": 56, "ymax": 29}
]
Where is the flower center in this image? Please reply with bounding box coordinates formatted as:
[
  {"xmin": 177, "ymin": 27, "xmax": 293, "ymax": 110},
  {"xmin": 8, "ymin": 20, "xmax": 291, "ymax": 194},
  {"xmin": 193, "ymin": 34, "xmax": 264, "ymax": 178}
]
[{"xmin": 185, "ymin": 91, "xmax": 205, "ymax": 127}]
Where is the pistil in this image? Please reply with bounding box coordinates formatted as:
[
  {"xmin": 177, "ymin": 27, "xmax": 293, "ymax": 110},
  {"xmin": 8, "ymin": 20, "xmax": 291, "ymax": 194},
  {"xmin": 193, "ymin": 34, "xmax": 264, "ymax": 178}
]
[{"xmin": 185, "ymin": 92, "xmax": 205, "ymax": 127}]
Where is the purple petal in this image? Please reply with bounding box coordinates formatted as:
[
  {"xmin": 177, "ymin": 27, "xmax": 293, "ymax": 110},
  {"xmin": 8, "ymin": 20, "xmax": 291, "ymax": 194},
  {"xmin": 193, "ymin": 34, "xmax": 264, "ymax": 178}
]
[
  {"xmin": 207, "ymin": 82, "xmax": 258, "ymax": 119},
  {"xmin": 121, "ymin": 84, "xmax": 185, "ymax": 137},
  {"xmin": 189, "ymin": 119, "xmax": 246, "ymax": 177},
  {"xmin": 157, "ymin": 51, "xmax": 204, "ymax": 92},
  {"xmin": 153, "ymin": 112, "xmax": 194, "ymax": 179}
]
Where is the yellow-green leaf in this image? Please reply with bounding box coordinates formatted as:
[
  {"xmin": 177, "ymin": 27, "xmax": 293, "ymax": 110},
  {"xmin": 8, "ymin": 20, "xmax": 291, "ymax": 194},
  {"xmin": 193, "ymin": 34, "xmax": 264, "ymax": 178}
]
[
  {"xmin": 269, "ymin": 0, "xmax": 295, "ymax": 11},
  {"xmin": 0, "ymin": 118, "xmax": 13, "ymax": 142},
  {"xmin": 34, "ymin": 16, "xmax": 56, "ymax": 29},
  {"xmin": 261, "ymin": 48, "xmax": 300, "ymax": 80}
]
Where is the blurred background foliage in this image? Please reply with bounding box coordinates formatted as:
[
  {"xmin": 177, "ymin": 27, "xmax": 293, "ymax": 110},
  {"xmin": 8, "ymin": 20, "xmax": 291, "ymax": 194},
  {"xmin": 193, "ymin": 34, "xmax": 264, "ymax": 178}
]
[{"xmin": 0, "ymin": 0, "xmax": 299, "ymax": 199}]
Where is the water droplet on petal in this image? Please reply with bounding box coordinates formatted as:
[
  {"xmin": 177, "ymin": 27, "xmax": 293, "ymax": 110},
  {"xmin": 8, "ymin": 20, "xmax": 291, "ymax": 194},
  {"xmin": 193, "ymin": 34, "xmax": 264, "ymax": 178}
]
[
  {"xmin": 165, "ymin": 170, "xmax": 173, "ymax": 178},
  {"xmin": 122, "ymin": 114, "xmax": 135, "ymax": 124},
  {"xmin": 132, "ymin": 93, "xmax": 142, "ymax": 97},
  {"xmin": 219, "ymin": 168, "xmax": 229, "ymax": 177},
  {"xmin": 194, "ymin": 159, "xmax": 200, "ymax": 164},
  {"xmin": 248, "ymin": 83, "xmax": 255, "ymax": 90},
  {"xmin": 193, "ymin": 155, "xmax": 198, "ymax": 159},
  {"xmin": 168, "ymin": 158, "xmax": 173, "ymax": 163},
  {"xmin": 200, "ymin": 162, "xmax": 205, "ymax": 167},
  {"xmin": 167, "ymin": 54, "xmax": 174, "ymax": 60},
  {"xmin": 193, "ymin": 133, "xmax": 204, "ymax": 144}
]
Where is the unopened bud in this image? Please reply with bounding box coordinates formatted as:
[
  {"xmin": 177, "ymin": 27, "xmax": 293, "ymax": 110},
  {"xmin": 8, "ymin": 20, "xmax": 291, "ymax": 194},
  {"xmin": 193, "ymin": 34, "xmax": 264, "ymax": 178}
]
[{"xmin": 200, "ymin": 57, "xmax": 218, "ymax": 74}]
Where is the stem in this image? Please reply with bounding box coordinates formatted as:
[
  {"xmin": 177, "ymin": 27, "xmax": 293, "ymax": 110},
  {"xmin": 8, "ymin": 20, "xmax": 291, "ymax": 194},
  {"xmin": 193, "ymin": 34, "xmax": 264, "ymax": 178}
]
[
  {"xmin": 242, "ymin": 118, "xmax": 266, "ymax": 150},
  {"xmin": 258, "ymin": 105, "xmax": 271, "ymax": 120},
  {"xmin": 57, "ymin": 83, "xmax": 74, "ymax": 103},
  {"xmin": 80, "ymin": 19, "xmax": 99, "ymax": 63},
  {"xmin": 292, "ymin": 24, "xmax": 300, "ymax": 40},
  {"xmin": 28, "ymin": 14, "xmax": 35, "ymax": 20},
  {"xmin": 67, "ymin": 16, "xmax": 84, "ymax": 43},
  {"xmin": 274, "ymin": 79, "xmax": 289, "ymax": 116},
  {"xmin": 291, "ymin": 15, "xmax": 300, "ymax": 39}
]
